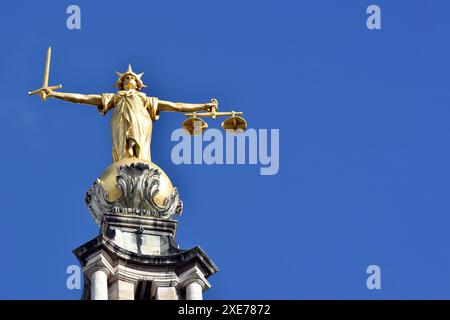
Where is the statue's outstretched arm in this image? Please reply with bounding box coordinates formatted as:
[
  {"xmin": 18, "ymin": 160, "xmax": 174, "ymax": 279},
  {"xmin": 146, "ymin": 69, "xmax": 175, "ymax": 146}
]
[
  {"xmin": 158, "ymin": 99, "xmax": 217, "ymax": 113},
  {"xmin": 42, "ymin": 88, "xmax": 102, "ymax": 106}
]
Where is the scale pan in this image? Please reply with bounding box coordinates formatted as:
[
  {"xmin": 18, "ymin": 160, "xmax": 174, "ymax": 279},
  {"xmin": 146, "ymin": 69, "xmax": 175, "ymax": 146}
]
[
  {"xmin": 182, "ymin": 117, "xmax": 208, "ymax": 135},
  {"xmin": 221, "ymin": 116, "xmax": 247, "ymax": 133}
]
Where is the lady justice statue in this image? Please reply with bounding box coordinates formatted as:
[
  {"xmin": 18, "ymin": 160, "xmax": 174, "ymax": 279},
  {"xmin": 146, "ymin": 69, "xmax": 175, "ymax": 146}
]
[{"xmin": 37, "ymin": 62, "xmax": 217, "ymax": 163}]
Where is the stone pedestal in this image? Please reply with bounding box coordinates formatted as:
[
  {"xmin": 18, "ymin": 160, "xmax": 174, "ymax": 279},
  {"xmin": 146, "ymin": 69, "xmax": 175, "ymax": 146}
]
[
  {"xmin": 74, "ymin": 160, "xmax": 218, "ymax": 300},
  {"xmin": 74, "ymin": 214, "xmax": 218, "ymax": 300}
]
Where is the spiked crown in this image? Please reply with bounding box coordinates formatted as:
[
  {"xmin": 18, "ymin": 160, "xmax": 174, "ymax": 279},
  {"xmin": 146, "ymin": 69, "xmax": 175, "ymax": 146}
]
[{"xmin": 114, "ymin": 64, "xmax": 147, "ymax": 90}]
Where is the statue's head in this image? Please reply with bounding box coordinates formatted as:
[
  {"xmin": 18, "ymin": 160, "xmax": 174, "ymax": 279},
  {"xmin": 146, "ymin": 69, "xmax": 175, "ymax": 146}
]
[{"xmin": 115, "ymin": 64, "xmax": 147, "ymax": 91}]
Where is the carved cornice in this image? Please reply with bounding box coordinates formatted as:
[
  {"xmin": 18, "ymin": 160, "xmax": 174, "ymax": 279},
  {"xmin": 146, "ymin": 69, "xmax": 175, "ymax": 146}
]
[{"xmin": 73, "ymin": 235, "xmax": 219, "ymax": 278}]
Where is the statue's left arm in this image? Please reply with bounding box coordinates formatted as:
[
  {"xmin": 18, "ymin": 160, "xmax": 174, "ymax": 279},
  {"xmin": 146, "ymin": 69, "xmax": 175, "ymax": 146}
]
[{"xmin": 157, "ymin": 99, "xmax": 217, "ymax": 113}]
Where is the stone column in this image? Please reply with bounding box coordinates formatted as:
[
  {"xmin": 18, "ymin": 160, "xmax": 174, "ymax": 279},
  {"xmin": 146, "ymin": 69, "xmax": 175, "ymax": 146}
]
[
  {"xmin": 91, "ymin": 268, "xmax": 109, "ymax": 300},
  {"xmin": 186, "ymin": 281, "xmax": 203, "ymax": 300},
  {"xmin": 83, "ymin": 253, "xmax": 114, "ymax": 300}
]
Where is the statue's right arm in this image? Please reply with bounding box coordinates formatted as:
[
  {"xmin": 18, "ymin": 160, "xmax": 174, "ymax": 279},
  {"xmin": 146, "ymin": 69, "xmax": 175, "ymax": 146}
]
[{"xmin": 45, "ymin": 90, "xmax": 102, "ymax": 107}]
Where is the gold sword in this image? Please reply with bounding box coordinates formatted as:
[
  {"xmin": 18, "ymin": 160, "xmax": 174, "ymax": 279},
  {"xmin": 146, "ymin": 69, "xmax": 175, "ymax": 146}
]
[{"xmin": 28, "ymin": 46, "xmax": 62, "ymax": 100}]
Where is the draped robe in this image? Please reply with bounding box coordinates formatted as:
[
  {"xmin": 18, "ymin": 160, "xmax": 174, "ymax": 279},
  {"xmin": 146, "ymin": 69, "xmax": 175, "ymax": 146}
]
[{"xmin": 98, "ymin": 90, "xmax": 159, "ymax": 162}]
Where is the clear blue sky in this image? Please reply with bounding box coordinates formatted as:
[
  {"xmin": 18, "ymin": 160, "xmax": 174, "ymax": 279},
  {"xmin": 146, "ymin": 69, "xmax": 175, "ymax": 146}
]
[{"xmin": 1, "ymin": 0, "xmax": 450, "ymax": 299}]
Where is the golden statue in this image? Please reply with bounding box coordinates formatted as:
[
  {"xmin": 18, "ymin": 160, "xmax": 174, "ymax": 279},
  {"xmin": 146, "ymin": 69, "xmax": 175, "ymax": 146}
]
[
  {"xmin": 30, "ymin": 49, "xmax": 217, "ymax": 162},
  {"xmin": 29, "ymin": 47, "xmax": 246, "ymax": 162}
]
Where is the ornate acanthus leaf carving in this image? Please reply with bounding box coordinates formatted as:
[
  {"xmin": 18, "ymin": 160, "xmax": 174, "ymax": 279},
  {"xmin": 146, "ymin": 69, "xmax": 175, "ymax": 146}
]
[{"xmin": 85, "ymin": 163, "xmax": 183, "ymax": 224}]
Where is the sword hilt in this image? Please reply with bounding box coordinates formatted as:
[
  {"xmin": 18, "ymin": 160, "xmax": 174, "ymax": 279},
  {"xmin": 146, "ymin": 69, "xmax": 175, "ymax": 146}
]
[{"xmin": 28, "ymin": 84, "xmax": 62, "ymax": 100}]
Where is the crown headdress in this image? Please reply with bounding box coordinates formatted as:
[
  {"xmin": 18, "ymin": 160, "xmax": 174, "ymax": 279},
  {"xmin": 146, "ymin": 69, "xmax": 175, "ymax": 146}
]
[{"xmin": 114, "ymin": 64, "xmax": 147, "ymax": 90}]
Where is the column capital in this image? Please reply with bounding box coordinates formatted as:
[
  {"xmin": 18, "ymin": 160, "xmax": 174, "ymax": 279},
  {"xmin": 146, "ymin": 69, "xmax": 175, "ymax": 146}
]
[
  {"xmin": 83, "ymin": 251, "xmax": 114, "ymax": 278},
  {"xmin": 184, "ymin": 278, "xmax": 207, "ymax": 289},
  {"xmin": 179, "ymin": 265, "xmax": 211, "ymax": 291}
]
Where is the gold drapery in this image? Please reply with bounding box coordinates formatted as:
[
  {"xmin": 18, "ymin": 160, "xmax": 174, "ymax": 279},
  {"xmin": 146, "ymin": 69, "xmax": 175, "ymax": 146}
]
[{"xmin": 99, "ymin": 90, "xmax": 158, "ymax": 162}]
